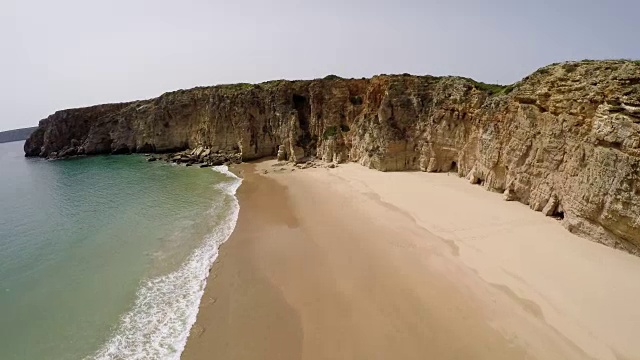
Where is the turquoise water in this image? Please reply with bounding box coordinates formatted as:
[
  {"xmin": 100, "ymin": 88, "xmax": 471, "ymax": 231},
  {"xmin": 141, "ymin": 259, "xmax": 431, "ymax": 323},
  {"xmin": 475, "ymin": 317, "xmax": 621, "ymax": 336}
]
[{"xmin": 0, "ymin": 141, "xmax": 240, "ymax": 360}]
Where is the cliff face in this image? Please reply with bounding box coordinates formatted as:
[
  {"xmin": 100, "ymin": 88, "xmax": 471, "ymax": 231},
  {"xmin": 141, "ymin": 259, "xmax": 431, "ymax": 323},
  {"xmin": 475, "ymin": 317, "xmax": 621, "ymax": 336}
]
[{"xmin": 25, "ymin": 60, "xmax": 640, "ymax": 254}]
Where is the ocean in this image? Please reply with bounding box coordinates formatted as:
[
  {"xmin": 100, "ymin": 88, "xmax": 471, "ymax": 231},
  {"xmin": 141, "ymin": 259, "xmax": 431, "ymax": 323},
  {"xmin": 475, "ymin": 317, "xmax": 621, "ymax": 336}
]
[{"xmin": 0, "ymin": 141, "xmax": 240, "ymax": 360}]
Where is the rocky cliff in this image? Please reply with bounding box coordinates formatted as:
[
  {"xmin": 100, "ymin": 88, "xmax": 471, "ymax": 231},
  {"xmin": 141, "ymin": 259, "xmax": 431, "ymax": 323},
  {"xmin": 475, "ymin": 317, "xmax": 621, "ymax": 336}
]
[{"xmin": 25, "ymin": 60, "xmax": 640, "ymax": 255}]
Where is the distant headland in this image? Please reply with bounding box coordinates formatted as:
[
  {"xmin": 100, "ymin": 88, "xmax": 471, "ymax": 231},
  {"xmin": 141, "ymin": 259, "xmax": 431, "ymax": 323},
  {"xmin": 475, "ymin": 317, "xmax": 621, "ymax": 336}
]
[{"xmin": 0, "ymin": 127, "xmax": 37, "ymax": 144}]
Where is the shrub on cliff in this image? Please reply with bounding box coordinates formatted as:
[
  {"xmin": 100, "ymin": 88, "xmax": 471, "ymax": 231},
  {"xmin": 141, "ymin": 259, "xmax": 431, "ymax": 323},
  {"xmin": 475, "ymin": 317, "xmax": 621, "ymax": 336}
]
[
  {"xmin": 323, "ymin": 124, "xmax": 351, "ymax": 139},
  {"xmin": 469, "ymin": 80, "xmax": 515, "ymax": 96},
  {"xmin": 323, "ymin": 126, "xmax": 338, "ymax": 139},
  {"xmin": 323, "ymin": 74, "xmax": 342, "ymax": 81},
  {"xmin": 218, "ymin": 83, "xmax": 254, "ymax": 92}
]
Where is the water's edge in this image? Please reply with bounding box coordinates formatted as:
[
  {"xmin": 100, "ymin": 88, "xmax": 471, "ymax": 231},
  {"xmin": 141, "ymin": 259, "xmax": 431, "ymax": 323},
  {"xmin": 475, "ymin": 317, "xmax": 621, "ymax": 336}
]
[{"xmin": 90, "ymin": 166, "xmax": 242, "ymax": 360}]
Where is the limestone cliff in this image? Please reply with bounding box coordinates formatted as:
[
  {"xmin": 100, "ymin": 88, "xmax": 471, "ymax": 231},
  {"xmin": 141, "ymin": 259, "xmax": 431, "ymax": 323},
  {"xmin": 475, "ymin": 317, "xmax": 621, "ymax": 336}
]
[{"xmin": 25, "ymin": 60, "xmax": 640, "ymax": 255}]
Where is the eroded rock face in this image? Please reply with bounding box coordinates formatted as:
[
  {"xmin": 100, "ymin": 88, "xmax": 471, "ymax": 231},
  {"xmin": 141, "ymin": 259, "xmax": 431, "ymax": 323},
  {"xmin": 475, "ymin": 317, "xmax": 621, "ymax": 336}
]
[
  {"xmin": 24, "ymin": 60, "xmax": 640, "ymax": 255},
  {"xmin": 276, "ymin": 145, "xmax": 287, "ymax": 161}
]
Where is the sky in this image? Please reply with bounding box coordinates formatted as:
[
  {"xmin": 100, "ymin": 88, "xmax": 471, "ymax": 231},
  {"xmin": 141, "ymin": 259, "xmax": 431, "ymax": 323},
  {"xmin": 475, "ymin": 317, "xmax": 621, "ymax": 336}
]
[{"xmin": 1, "ymin": 0, "xmax": 639, "ymax": 131}]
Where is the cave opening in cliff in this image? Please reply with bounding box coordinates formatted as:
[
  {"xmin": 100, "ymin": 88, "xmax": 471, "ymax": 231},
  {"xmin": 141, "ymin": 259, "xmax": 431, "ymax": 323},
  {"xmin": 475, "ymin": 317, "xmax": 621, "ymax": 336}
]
[
  {"xmin": 293, "ymin": 94, "xmax": 312, "ymax": 151},
  {"xmin": 450, "ymin": 161, "xmax": 458, "ymax": 172},
  {"xmin": 552, "ymin": 208, "xmax": 565, "ymax": 220}
]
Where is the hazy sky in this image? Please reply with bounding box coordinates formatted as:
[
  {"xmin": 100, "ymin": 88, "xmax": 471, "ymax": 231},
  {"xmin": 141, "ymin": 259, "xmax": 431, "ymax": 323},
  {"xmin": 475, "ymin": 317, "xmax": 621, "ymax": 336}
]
[{"xmin": 1, "ymin": 0, "xmax": 638, "ymax": 131}]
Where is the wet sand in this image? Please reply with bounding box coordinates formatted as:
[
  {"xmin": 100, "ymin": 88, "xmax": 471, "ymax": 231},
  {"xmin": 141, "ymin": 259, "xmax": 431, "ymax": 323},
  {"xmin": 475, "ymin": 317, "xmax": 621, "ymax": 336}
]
[{"xmin": 182, "ymin": 161, "xmax": 640, "ymax": 360}]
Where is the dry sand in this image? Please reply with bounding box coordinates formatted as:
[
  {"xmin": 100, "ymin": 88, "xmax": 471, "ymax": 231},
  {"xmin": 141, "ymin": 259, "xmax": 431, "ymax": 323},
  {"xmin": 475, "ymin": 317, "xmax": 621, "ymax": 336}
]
[{"xmin": 182, "ymin": 161, "xmax": 640, "ymax": 360}]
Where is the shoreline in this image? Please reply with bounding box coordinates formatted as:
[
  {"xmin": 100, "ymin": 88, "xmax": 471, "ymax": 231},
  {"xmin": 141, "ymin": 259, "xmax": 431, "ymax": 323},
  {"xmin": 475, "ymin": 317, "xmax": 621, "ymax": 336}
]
[
  {"xmin": 182, "ymin": 163, "xmax": 306, "ymax": 359},
  {"xmin": 182, "ymin": 160, "xmax": 640, "ymax": 360},
  {"xmin": 89, "ymin": 164, "xmax": 242, "ymax": 360}
]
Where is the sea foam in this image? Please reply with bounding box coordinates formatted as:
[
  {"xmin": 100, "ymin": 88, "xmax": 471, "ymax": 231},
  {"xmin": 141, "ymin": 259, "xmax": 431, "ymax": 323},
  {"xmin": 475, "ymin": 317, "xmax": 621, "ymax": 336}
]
[{"xmin": 90, "ymin": 166, "xmax": 241, "ymax": 360}]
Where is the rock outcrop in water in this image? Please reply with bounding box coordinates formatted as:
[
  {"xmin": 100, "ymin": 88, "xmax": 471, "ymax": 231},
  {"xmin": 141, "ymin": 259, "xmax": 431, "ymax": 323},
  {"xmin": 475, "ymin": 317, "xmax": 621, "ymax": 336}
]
[{"xmin": 25, "ymin": 60, "xmax": 640, "ymax": 255}]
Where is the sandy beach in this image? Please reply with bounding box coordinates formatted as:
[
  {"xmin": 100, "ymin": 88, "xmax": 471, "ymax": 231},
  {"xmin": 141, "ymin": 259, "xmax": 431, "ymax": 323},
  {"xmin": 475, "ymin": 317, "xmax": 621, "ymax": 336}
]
[{"xmin": 182, "ymin": 160, "xmax": 640, "ymax": 360}]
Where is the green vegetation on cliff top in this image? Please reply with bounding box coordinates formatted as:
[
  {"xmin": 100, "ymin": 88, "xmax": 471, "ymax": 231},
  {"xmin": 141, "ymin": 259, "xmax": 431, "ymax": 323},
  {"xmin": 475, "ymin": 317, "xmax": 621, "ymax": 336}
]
[
  {"xmin": 154, "ymin": 59, "xmax": 640, "ymax": 99},
  {"xmin": 464, "ymin": 80, "xmax": 515, "ymax": 96}
]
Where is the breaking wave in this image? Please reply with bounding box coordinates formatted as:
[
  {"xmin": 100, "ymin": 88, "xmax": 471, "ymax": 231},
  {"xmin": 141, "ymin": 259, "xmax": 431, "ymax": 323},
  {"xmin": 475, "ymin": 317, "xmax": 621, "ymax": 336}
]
[{"xmin": 90, "ymin": 166, "xmax": 241, "ymax": 360}]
